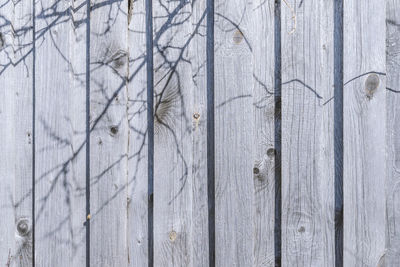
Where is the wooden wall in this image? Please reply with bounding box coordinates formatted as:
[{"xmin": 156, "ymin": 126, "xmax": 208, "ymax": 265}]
[{"xmin": 0, "ymin": 0, "xmax": 399, "ymax": 266}]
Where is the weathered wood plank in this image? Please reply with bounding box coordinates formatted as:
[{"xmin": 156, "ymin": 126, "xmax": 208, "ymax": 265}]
[
  {"xmin": 188, "ymin": 0, "xmax": 209, "ymax": 265},
  {"xmin": 281, "ymin": 0, "xmax": 335, "ymax": 265},
  {"xmin": 0, "ymin": 0, "xmax": 33, "ymax": 265},
  {"xmin": 34, "ymin": 0, "xmax": 87, "ymax": 265},
  {"xmin": 89, "ymin": 0, "xmax": 129, "ymax": 265},
  {"xmin": 251, "ymin": 0, "xmax": 276, "ymax": 265},
  {"xmin": 214, "ymin": 0, "xmax": 254, "ymax": 265},
  {"xmin": 127, "ymin": 0, "xmax": 148, "ymax": 265},
  {"xmin": 343, "ymin": 0, "xmax": 386, "ymax": 265},
  {"xmin": 152, "ymin": 0, "xmax": 208, "ymax": 265},
  {"xmin": 386, "ymin": 0, "xmax": 400, "ymax": 265}
]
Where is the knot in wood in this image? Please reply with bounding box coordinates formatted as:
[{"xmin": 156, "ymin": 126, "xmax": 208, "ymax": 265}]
[
  {"xmin": 169, "ymin": 230, "xmax": 177, "ymax": 242},
  {"xmin": 17, "ymin": 219, "xmax": 30, "ymax": 236},
  {"xmin": 110, "ymin": 126, "xmax": 118, "ymax": 135},
  {"xmin": 111, "ymin": 50, "xmax": 127, "ymax": 69},
  {"xmin": 267, "ymin": 148, "xmax": 275, "ymax": 158},
  {"xmin": 365, "ymin": 74, "xmax": 380, "ymax": 97},
  {"xmin": 253, "ymin": 167, "xmax": 260, "ymax": 174},
  {"xmin": 233, "ymin": 30, "xmax": 243, "ymax": 44}
]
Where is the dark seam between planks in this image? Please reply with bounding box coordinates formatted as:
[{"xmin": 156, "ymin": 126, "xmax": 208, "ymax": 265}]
[
  {"xmin": 206, "ymin": 0, "xmax": 215, "ymax": 266},
  {"xmin": 85, "ymin": 1, "xmax": 91, "ymax": 266},
  {"xmin": 334, "ymin": 0, "xmax": 344, "ymax": 266},
  {"xmin": 274, "ymin": 1, "xmax": 281, "ymax": 266},
  {"xmin": 146, "ymin": 0, "xmax": 154, "ymax": 265},
  {"xmin": 32, "ymin": 0, "xmax": 36, "ymax": 264}
]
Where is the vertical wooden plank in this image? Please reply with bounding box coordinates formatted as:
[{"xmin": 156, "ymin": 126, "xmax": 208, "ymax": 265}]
[
  {"xmin": 189, "ymin": 0, "xmax": 210, "ymax": 265},
  {"xmin": 251, "ymin": 0, "xmax": 276, "ymax": 265},
  {"xmin": 0, "ymin": 0, "xmax": 33, "ymax": 265},
  {"xmin": 386, "ymin": 0, "xmax": 399, "ymax": 265},
  {"xmin": 343, "ymin": 0, "xmax": 386, "ymax": 266},
  {"xmin": 153, "ymin": 1, "xmax": 192, "ymax": 265},
  {"xmin": 34, "ymin": 0, "xmax": 87, "ymax": 265},
  {"xmin": 281, "ymin": 0, "xmax": 335, "ymax": 266},
  {"xmin": 214, "ymin": 0, "xmax": 254, "ymax": 266},
  {"xmin": 127, "ymin": 0, "xmax": 148, "ymax": 265},
  {"xmin": 152, "ymin": 0, "xmax": 208, "ymax": 265},
  {"xmin": 89, "ymin": 0, "xmax": 129, "ymax": 265}
]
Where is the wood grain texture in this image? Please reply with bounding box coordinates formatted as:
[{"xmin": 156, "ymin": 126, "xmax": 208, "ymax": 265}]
[
  {"xmin": 0, "ymin": 0, "xmax": 33, "ymax": 265},
  {"xmin": 152, "ymin": 0, "xmax": 208, "ymax": 265},
  {"xmin": 127, "ymin": 0, "xmax": 148, "ymax": 265},
  {"xmin": 281, "ymin": 0, "xmax": 335, "ymax": 266},
  {"xmin": 34, "ymin": 0, "xmax": 87, "ymax": 265},
  {"xmin": 188, "ymin": 0, "xmax": 209, "ymax": 265},
  {"xmin": 251, "ymin": 0, "xmax": 276, "ymax": 265},
  {"xmin": 89, "ymin": 0, "xmax": 129, "ymax": 265},
  {"xmin": 386, "ymin": 0, "xmax": 400, "ymax": 265},
  {"xmin": 343, "ymin": 0, "xmax": 386, "ymax": 266},
  {"xmin": 2, "ymin": 1, "xmax": 399, "ymax": 266},
  {"xmin": 214, "ymin": 0, "xmax": 254, "ymax": 266}
]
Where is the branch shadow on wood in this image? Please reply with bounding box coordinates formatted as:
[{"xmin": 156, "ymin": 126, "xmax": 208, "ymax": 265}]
[{"xmin": 1, "ymin": 0, "xmax": 210, "ymax": 261}]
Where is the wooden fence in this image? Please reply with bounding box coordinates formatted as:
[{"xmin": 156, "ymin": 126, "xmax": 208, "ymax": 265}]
[{"xmin": 0, "ymin": 0, "xmax": 399, "ymax": 266}]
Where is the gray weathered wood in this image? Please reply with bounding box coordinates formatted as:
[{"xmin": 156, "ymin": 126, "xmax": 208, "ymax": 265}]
[
  {"xmin": 344, "ymin": 0, "xmax": 386, "ymax": 265},
  {"xmin": 127, "ymin": 0, "xmax": 148, "ymax": 265},
  {"xmin": 152, "ymin": 0, "xmax": 208, "ymax": 265},
  {"xmin": 0, "ymin": 0, "xmax": 33, "ymax": 265},
  {"xmin": 281, "ymin": 0, "xmax": 335, "ymax": 265},
  {"xmin": 89, "ymin": 0, "xmax": 129, "ymax": 265},
  {"xmin": 251, "ymin": 0, "xmax": 276, "ymax": 265},
  {"xmin": 3, "ymin": 1, "xmax": 400, "ymax": 265},
  {"xmin": 188, "ymin": 0, "xmax": 210, "ymax": 265},
  {"xmin": 214, "ymin": 0, "xmax": 254, "ymax": 265},
  {"xmin": 386, "ymin": 0, "xmax": 400, "ymax": 265},
  {"xmin": 34, "ymin": 0, "xmax": 87, "ymax": 265}
]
